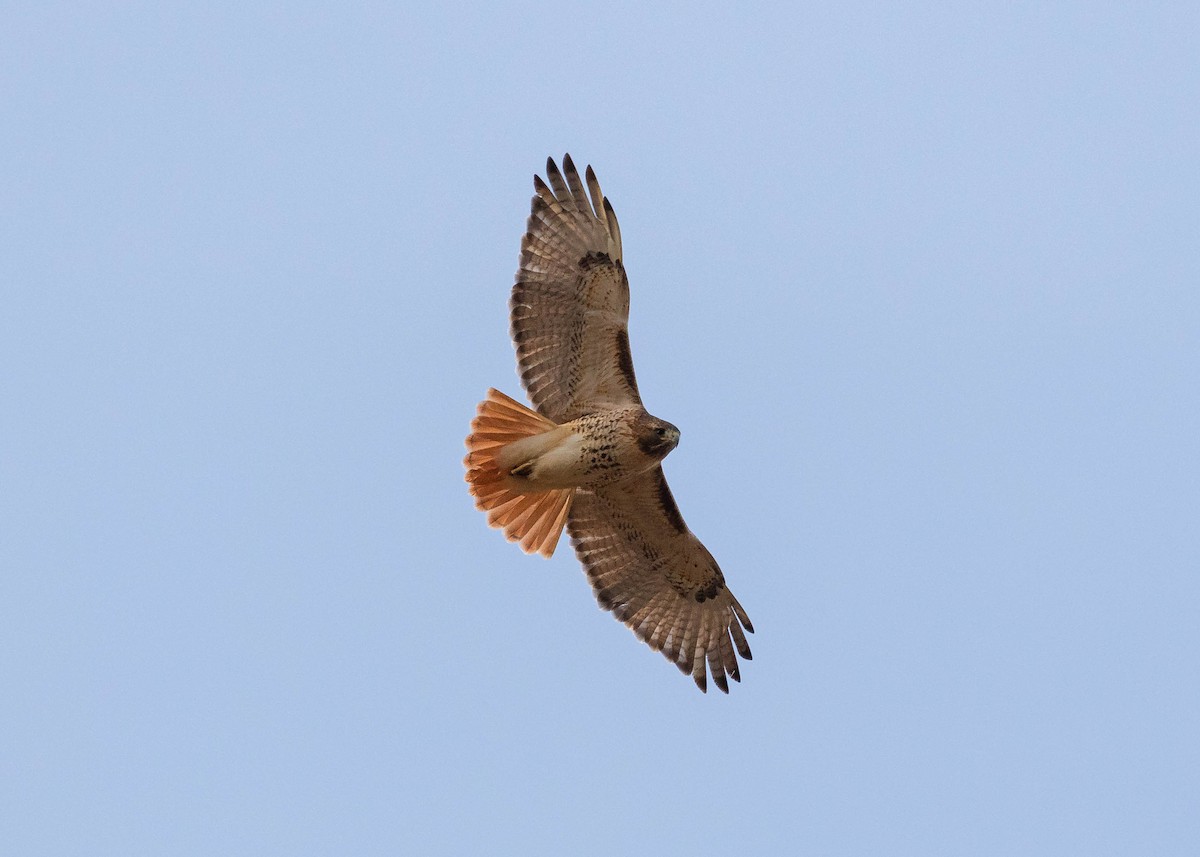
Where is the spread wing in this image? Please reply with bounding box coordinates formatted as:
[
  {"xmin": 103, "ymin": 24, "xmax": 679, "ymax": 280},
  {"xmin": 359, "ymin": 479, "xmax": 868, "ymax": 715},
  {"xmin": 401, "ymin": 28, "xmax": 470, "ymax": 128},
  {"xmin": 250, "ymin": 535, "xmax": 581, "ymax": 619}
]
[
  {"xmin": 511, "ymin": 155, "xmax": 642, "ymax": 423},
  {"xmin": 567, "ymin": 467, "xmax": 754, "ymax": 693}
]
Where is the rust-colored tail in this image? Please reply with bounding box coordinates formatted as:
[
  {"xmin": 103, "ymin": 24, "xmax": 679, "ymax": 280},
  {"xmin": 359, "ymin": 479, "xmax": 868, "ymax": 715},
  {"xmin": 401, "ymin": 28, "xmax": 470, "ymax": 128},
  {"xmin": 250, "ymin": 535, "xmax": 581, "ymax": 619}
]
[{"xmin": 464, "ymin": 389, "xmax": 573, "ymax": 557}]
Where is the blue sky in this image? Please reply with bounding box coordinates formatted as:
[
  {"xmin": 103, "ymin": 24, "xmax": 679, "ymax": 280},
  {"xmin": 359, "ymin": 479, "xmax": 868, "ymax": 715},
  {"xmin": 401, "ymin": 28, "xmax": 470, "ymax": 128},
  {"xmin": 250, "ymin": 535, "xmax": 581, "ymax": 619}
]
[{"xmin": 3, "ymin": 3, "xmax": 1198, "ymax": 854}]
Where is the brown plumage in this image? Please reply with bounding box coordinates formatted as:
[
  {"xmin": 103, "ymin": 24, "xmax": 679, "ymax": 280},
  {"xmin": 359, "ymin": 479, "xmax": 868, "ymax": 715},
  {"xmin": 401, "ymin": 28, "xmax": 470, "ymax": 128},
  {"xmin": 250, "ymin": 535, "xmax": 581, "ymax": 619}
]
[{"xmin": 464, "ymin": 155, "xmax": 753, "ymax": 693}]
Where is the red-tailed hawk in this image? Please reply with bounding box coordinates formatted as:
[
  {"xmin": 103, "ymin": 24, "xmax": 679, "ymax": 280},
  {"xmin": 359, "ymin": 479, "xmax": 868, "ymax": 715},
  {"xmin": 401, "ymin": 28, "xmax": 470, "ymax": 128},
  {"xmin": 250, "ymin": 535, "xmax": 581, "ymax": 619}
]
[{"xmin": 464, "ymin": 155, "xmax": 753, "ymax": 693}]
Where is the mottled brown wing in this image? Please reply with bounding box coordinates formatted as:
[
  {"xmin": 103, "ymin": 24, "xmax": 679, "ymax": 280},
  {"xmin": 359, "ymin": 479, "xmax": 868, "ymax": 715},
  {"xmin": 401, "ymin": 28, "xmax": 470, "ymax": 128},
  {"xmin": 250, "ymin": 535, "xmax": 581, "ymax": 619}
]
[
  {"xmin": 511, "ymin": 155, "xmax": 642, "ymax": 423},
  {"xmin": 567, "ymin": 467, "xmax": 754, "ymax": 693}
]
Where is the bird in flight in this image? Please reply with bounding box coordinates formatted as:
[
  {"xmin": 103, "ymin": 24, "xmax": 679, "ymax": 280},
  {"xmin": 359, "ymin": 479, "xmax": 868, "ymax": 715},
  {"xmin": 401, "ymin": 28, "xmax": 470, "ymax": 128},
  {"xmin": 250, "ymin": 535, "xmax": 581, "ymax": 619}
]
[{"xmin": 464, "ymin": 155, "xmax": 753, "ymax": 693}]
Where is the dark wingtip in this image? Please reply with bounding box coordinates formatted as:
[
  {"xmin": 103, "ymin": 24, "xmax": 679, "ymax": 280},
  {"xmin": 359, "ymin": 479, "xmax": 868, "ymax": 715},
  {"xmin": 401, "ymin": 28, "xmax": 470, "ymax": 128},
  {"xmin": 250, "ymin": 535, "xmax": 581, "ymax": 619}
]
[{"xmin": 562, "ymin": 152, "xmax": 577, "ymax": 176}]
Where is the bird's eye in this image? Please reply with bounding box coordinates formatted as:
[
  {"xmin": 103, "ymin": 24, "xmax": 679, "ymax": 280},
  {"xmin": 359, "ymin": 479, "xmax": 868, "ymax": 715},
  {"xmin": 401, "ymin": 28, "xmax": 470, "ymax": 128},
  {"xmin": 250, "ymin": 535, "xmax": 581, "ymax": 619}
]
[{"xmin": 655, "ymin": 427, "xmax": 666, "ymax": 436}]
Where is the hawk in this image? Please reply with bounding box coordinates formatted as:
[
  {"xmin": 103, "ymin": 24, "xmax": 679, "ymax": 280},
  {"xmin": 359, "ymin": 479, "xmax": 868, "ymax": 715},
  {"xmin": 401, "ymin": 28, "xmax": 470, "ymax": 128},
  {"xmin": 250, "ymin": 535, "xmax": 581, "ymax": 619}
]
[{"xmin": 464, "ymin": 155, "xmax": 753, "ymax": 693}]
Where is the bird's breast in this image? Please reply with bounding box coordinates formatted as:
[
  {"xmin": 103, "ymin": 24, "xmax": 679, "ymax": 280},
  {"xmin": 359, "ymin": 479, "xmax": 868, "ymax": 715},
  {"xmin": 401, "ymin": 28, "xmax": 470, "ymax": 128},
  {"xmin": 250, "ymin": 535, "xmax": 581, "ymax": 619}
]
[{"xmin": 509, "ymin": 408, "xmax": 658, "ymax": 490}]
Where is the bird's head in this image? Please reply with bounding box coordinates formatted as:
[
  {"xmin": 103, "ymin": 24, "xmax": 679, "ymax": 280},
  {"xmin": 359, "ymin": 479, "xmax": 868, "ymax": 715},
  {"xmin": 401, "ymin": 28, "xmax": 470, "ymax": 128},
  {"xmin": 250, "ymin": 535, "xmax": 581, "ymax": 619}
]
[{"xmin": 636, "ymin": 414, "xmax": 681, "ymax": 459}]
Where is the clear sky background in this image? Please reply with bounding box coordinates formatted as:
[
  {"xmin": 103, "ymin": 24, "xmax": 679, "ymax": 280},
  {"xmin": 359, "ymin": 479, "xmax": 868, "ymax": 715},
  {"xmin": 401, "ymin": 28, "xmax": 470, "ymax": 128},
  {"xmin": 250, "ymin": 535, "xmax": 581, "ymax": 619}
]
[{"xmin": 3, "ymin": 3, "xmax": 1197, "ymax": 855}]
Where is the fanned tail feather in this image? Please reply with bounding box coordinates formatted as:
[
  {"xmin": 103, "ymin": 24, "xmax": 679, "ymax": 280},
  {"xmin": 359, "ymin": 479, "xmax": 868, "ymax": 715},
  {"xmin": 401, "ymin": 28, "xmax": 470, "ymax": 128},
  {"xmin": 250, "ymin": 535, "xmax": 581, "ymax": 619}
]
[{"xmin": 464, "ymin": 389, "xmax": 573, "ymax": 557}]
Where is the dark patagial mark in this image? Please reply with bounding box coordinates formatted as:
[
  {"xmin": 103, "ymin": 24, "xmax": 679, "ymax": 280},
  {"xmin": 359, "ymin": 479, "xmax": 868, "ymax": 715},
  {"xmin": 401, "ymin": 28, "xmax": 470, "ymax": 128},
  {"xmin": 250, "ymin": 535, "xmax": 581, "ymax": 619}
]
[
  {"xmin": 614, "ymin": 329, "xmax": 639, "ymax": 395},
  {"xmin": 653, "ymin": 469, "xmax": 688, "ymax": 535}
]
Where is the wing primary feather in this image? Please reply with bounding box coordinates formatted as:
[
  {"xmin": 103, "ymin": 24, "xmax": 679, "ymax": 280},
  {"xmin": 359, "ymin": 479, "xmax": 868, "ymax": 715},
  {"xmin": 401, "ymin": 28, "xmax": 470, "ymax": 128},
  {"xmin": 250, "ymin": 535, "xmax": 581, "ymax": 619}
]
[
  {"xmin": 729, "ymin": 618, "xmax": 753, "ymax": 660},
  {"xmin": 562, "ymin": 155, "xmax": 589, "ymax": 207},
  {"xmin": 544, "ymin": 157, "xmax": 571, "ymax": 203},
  {"xmin": 718, "ymin": 629, "xmax": 740, "ymax": 683},
  {"xmin": 732, "ymin": 597, "xmax": 754, "ymax": 634},
  {"xmin": 584, "ymin": 164, "xmax": 605, "ymax": 222},
  {"xmin": 602, "ymin": 197, "xmax": 622, "ymax": 256},
  {"xmin": 707, "ymin": 636, "xmax": 729, "ymax": 694}
]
